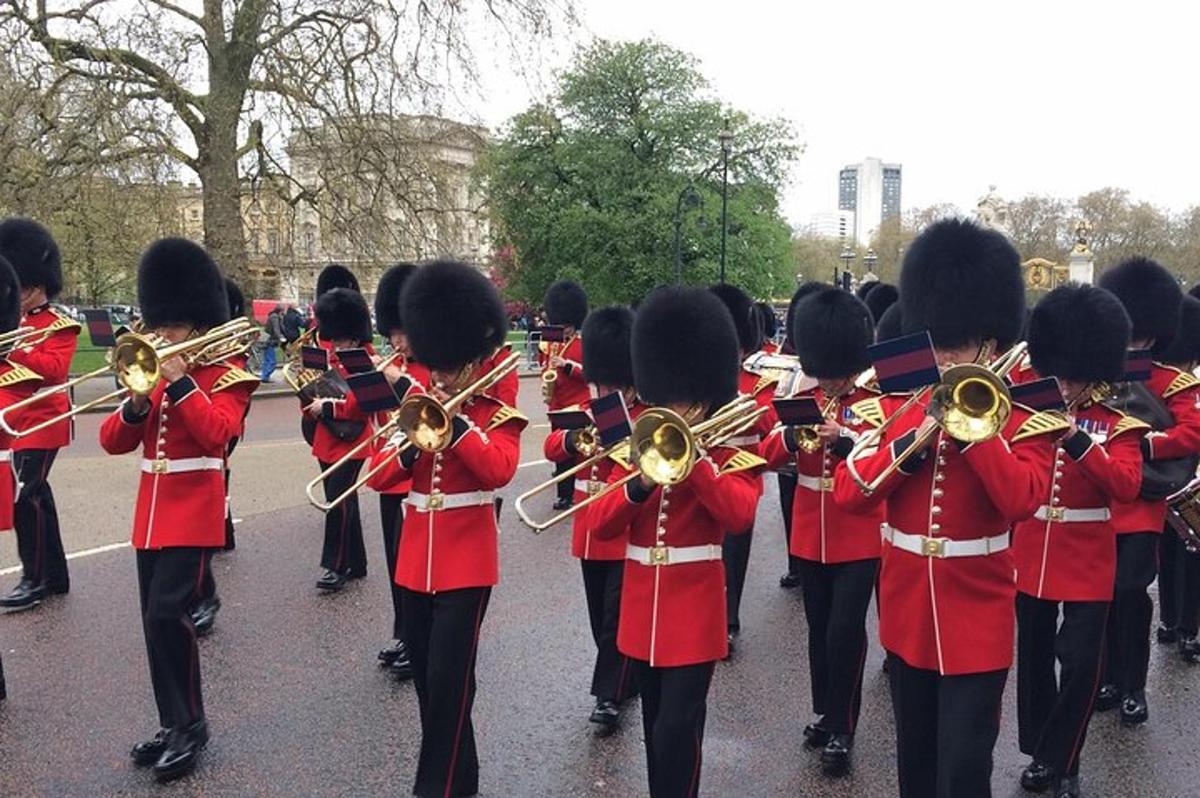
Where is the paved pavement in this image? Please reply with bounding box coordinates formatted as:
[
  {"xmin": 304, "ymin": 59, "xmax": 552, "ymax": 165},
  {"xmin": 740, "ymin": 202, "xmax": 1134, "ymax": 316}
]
[{"xmin": 1, "ymin": 386, "xmax": 1199, "ymax": 796}]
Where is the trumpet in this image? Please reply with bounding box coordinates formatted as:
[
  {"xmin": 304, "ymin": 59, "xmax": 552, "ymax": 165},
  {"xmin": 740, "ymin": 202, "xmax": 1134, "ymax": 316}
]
[
  {"xmin": 844, "ymin": 342, "xmax": 1028, "ymax": 495},
  {"xmin": 397, "ymin": 350, "xmax": 522, "ymax": 453},
  {"xmin": 305, "ymin": 415, "xmax": 413, "ymax": 511},
  {"xmin": 0, "ymin": 317, "xmax": 260, "ymax": 438},
  {"xmin": 515, "ymin": 397, "xmax": 767, "ymax": 533}
]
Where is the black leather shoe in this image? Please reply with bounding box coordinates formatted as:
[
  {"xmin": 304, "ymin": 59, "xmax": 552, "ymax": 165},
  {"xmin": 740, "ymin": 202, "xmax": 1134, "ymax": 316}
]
[
  {"xmin": 803, "ymin": 723, "xmax": 833, "ymax": 750},
  {"xmin": 378, "ymin": 640, "xmax": 405, "ymax": 665},
  {"xmin": 1157, "ymin": 624, "xmax": 1179, "ymax": 644},
  {"xmin": 1054, "ymin": 775, "xmax": 1081, "ymax": 798},
  {"xmin": 153, "ymin": 721, "xmax": 208, "ymax": 782},
  {"xmin": 552, "ymin": 497, "xmax": 572, "ymax": 511},
  {"xmin": 45, "ymin": 582, "xmax": 69, "ymax": 596},
  {"xmin": 1020, "ymin": 760, "xmax": 1055, "ymax": 792},
  {"xmin": 130, "ymin": 729, "xmax": 169, "ymax": 767},
  {"xmin": 0, "ymin": 579, "xmax": 45, "ymax": 610},
  {"xmin": 346, "ymin": 567, "xmax": 367, "ymax": 580},
  {"xmin": 316, "ymin": 569, "xmax": 348, "ymax": 592},
  {"xmin": 779, "ymin": 572, "xmax": 802, "ymax": 589},
  {"xmin": 191, "ymin": 597, "xmax": 220, "ymax": 637},
  {"xmin": 590, "ymin": 699, "xmax": 620, "ymax": 735},
  {"xmin": 390, "ymin": 649, "xmax": 413, "ymax": 680},
  {"xmin": 1179, "ymin": 635, "xmax": 1200, "ymax": 663},
  {"xmin": 1120, "ymin": 693, "xmax": 1148, "ymax": 726},
  {"xmin": 820, "ymin": 734, "xmax": 852, "ymax": 776},
  {"xmin": 724, "ymin": 631, "xmax": 737, "ymax": 660},
  {"xmin": 1093, "ymin": 684, "xmax": 1119, "ymax": 712}
]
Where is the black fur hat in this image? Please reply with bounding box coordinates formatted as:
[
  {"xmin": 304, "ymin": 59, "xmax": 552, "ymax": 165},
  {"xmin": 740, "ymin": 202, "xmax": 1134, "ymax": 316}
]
[
  {"xmin": 544, "ymin": 280, "xmax": 588, "ymax": 328},
  {"xmin": 792, "ymin": 288, "xmax": 874, "ymax": 378},
  {"xmin": 582, "ymin": 305, "xmax": 635, "ymax": 388},
  {"xmin": 875, "ymin": 302, "xmax": 903, "ymax": 341},
  {"xmin": 1028, "ymin": 283, "xmax": 1131, "ymax": 382},
  {"xmin": 855, "ymin": 280, "xmax": 879, "ymax": 300},
  {"xmin": 315, "ymin": 288, "xmax": 372, "ymax": 345},
  {"xmin": 785, "ymin": 281, "xmax": 828, "ymax": 351},
  {"xmin": 900, "ymin": 218, "xmax": 1024, "ymax": 349},
  {"xmin": 0, "ymin": 217, "xmax": 62, "ymax": 298},
  {"xmin": 709, "ymin": 283, "xmax": 763, "ymax": 354},
  {"xmin": 225, "ymin": 278, "xmax": 246, "ymax": 318},
  {"xmin": 1188, "ymin": 284, "xmax": 1200, "ymax": 302},
  {"xmin": 138, "ymin": 238, "xmax": 230, "ymax": 329},
  {"xmin": 1157, "ymin": 295, "xmax": 1200, "ymax": 367},
  {"xmin": 375, "ymin": 263, "xmax": 418, "ymax": 337},
  {"xmin": 316, "ymin": 263, "xmax": 359, "ymax": 298},
  {"xmin": 0, "ymin": 255, "xmax": 22, "ymax": 333},
  {"xmin": 633, "ymin": 286, "xmax": 738, "ymax": 408},
  {"xmin": 402, "ymin": 259, "xmax": 506, "ymax": 371},
  {"xmin": 1098, "ymin": 256, "xmax": 1182, "ymax": 356},
  {"xmin": 755, "ymin": 301, "xmax": 778, "ymax": 341},
  {"xmin": 863, "ymin": 283, "xmax": 898, "ymax": 325}
]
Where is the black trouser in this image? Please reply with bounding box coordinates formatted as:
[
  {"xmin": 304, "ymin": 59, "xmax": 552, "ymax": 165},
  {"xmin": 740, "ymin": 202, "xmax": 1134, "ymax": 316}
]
[
  {"xmin": 634, "ymin": 659, "xmax": 715, "ymax": 798},
  {"xmin": 778, "ymin": 472, "xmax": 802, "ymax": 578},
  {"xmin": 136, "ymin": 547, "xmax": 207, "ymax": 730},
  {"xmin": 1159, "ymin": 525, "xmax": 1200, "ymax": 636},
  {"xmin": 379, "ymin": 493, "xmax": 406, "ymax": 640},
  {"xmin": 554, "ymin": 459, "xmax": 573, "ymax": 503},
  {"xmin": 1016, "ymin": 594, "xmax": 1108, "ymax": 777},
  {"xmin": 887, "ymin": 653, "xmax": 1008, "ymax": 798},
  {"xmin": 199, "ymin": 437, "xmax": 240, "ymax": 604},
  {"xmin": 402, "ymin": 586, "xmax": 491, "ymax": 798},
  {"xmin": 723, "ymin": 528, "xmax": 753, "ymax": 632},
  {"xmin": 14, "ymin": 449, "xmax": 67, "ymax": 590},
  {"xmin": 1104, "ymin": 532, "xmax": 1157, "ymax": 694},
  {"xmin": 580, "ymin": 559, "xmax": 636, "ymax": 702},
  {"xmin": 798, "ymin": 557, "xmax": 879, "ymax": 735},
  {"xmin": 318, "ymin": 459, "xmax": 366, "ymax": 576}
]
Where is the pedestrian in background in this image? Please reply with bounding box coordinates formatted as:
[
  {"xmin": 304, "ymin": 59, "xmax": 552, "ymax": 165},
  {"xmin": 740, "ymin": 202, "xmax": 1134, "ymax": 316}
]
[{"xmin": 262, "ymin": 303, "xmax": 283, "ymax": 382}]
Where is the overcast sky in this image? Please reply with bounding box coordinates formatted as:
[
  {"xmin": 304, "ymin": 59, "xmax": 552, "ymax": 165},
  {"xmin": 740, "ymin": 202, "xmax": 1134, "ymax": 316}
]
[{"xmin": 473, "ymin": 0, "xmax": 1198, "ymax": 226}]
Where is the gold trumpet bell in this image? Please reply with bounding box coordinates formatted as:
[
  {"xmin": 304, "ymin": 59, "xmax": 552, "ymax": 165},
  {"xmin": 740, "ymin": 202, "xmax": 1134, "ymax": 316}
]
[
  {"xmin": 631, "ymin": 408, "xmax": 695, "ymax": 486},
  {"xmin": 112, "ymin": 336, "xmax": 162, "ymax": 396},
  {"xmin": 929, "ymin": 364, "xmax": 1011, "ymax": 443},
  {"xmin": 397, "ymin": 395, "xmax": 451, "ymax": 452}
]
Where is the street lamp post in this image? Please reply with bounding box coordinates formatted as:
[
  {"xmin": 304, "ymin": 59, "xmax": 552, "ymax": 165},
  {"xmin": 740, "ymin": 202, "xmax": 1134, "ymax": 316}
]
[
  {"xmin": 673, "ymin": 183, "xmax": 701, "ymax": 284},
  {"xmin": 718, "ymin": 121, "xmax": 733, "ymax": 284},
  {"xmin": 863, "ymin": 248, "xmax": 878, "ymax": 282},
  {"xmin": 838, "ymin": 245, "xmax": 856, "ymax": 289}
]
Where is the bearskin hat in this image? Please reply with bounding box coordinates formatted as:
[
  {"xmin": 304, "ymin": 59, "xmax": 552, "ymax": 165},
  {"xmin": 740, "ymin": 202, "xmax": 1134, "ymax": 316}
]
[
  {"xmin": 709, "ymin": 283, "xmax": 763, "ymax": 354},
  {"xmin": 633, "ymin": 286, "xmax": 738, "ymax": 408},
  {"xmin": 755, "ymin": 301, "xmax": 778, "ymax": 341},
  {"xmin": 856, "ymin": 280, "xmax": 879, "ymax": 300},
  {"xmin": 1188, "ymin": 284, "xmax": 1200, "ymax": 302},
  {"xmin": 402, "ymin": 259, "xmax": 506, "ymax": 371},
  {"xmin": 0, "ymin": 217, "xmax": 62, "ymax": 298},
  {"xmin": 792, "ymin": 288, "xmax": 874, "ymax": 379},
  {"xmin": 900, "ymin": 218, "xmax": 1024, "ymax": 349},
  {"xmin": 1027, "ymin": 283, "xmax": 1130, "ymax": 382},
  {"xmin": 875, "ymin": 302, "xmax": 903, "ymax": 342},
  {"xmin": 0, "ymin": 255, "xmax": 22, "ymax": 333},
  {"xmin": 1098, "ymin": 256, "xmax": 1182, "ymax": 356},
  {"xmin": 582, "ymin": 305, "xmax": 635, "ymax": 388},
  {"xmin": 863, "ymin": 282, "xmax": 898, "ymax": 325},
  {"xmin": 1157, "ymin": 295, "xmax": 1200, "ymax": 367},
  {"xmin": 544, "ymin": 280, "xmax": 588, "ymax": 328},
  {"xmin": 375, "ymin": 263, "xmax": 418, "ymax": 337},
  {"xmin": 785, "ymin": 281, "xmax": 828, "ymax": 351},
  {"xmin": 137, "ymin": 238, "xmax": 230, "ymax": 329},
  {"xmin": 315, "ymin": 287, "xmax": 372, "ymax": 345},
  {"xmin": 316, "ymin": 263, "xmax": 359, "ymax": 298},
  {"xmin": 225, "ymin": 278, "xmax": 246, "ymax": 318}
]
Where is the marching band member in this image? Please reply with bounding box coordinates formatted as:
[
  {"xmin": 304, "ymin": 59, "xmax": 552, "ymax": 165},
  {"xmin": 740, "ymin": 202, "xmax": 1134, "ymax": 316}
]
[
  {"xmin": 1095, "ymin": 257, "xmax": 1200, "ymax": 725},
  {"xmin": 0, "ymin": 218, "xmax": 80, "ymax": 611},
  {"xmin": 863, "ymin": 282, "xmax": 899, "ymax": 329},
  {"xmin": 1013, "ymin": 284, "xmax": 1143, "ymax": 798},
  {"xmin": 306, "ymin": 288, "xmax": 374, "ymax": 593},
  {"xmin": 99, "ymin": 238, "xmax": 255, "ymax": 781},
  {"xmin": 709, "ymin": 283, "xmax": 775, "ymax": 651},
  {"xmin": 760, "ymin": 287, "xmax": 883, "ymax": 777},
  {"xmin": 376, "ymin": 259, "xmax": 526, "ymax": 798},
  {"xmin": 755, "ymin": 301, "xmax": 780, "ymax": 354},
  {"xmin": 833, "ymin": 219, "xmax": 1064, "ymax": 798},
  {"xmin": 875, "ymin": 302, "xmax": 903, "ymax": 342},
  {"xmin": 541, "ymin": 280, "xmax": 590, "ymax": 510},
  {"xmin": 587, "ymin": 286, "xmax": 764, "ymax": 798},
  {"xmin": 543, "ymin": 305, "xmax": 641, "ymax": 733}
]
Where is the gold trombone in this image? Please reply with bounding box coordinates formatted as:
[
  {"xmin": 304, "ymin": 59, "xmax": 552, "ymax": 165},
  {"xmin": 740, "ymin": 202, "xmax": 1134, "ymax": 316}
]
[
  {"xmin": 0, "ymin": 317, "xmax": 259, "ymax": 438},
  {"xmin": 0, "ymin": 325, "xmax": 58, "ymax": 357},
  {"xmin": 305, "ymin": 415, "xmax": 413, "ymax": 511},
  {"xmin": 516, "ymin": 396, "xmax": 767, "ymax": 533},
  {"xmin": 844, "ymin": 342, "xmax": 1028, "ymax": 495},
  {"xmin": 396, "ymin": 350, "xmax": 522, "ymax": 453}
]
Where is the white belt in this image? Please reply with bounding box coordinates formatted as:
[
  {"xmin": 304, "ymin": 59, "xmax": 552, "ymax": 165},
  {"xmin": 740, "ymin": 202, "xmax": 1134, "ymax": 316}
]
[
  {"xmin": 881, "ymin": 523, "xmax": 1009, "ymax": 559},
  {"xmin": 406, "ymin": 490, "xmax": 495, "ymax": 511},
  {"xmin": 724, "ymin": 434, "xmax": 759, "ymax": 448},
  {"xmin": 626, "ymin": 543, "xmax": 723, "ymax": 566},
  {"xmin": 575, "ymin": 479, "xmax": 605, "ymax": 496},
  {"xmin": 140, "ymin": 456, "xmax": 223, "ymax": 475},
  {"xmin": 796, "ymin": 473, "xmax": 833, "ymax": 492},
  {"xmin": 1034, "ymin": 505, "xmax": 1110, "ymax": 523},
  {"xmin": 0, "ymin": 450, "xmax": 10, "ymax": 463}
]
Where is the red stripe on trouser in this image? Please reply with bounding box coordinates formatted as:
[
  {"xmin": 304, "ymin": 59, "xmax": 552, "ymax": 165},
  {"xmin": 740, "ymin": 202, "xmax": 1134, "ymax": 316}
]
[
  {"xmin": 1065, "ymin": 605, "xmax": 1110, "ymax": 773},
  {"xmin": 848, "ymin": 635, "xmax": 869, "ymax": 734},
  {"xmin": 187, "ymin": 553, "xmax": 205, "ymax": 720},
  {"xmin": 686, "ymin": 666, "xmax": 714, "ymax": 797},
  {"xmin": 32, "ymin": 454, "xmax": 51, "ymax": 578},
  {"xmin": 444, "ymin": 593, "xmax": 486, "ymax": 798}
]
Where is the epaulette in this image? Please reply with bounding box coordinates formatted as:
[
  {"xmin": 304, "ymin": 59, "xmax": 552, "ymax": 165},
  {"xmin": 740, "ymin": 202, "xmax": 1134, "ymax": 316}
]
[
  {"xmin": 1111, "ymin": 415, "xmax": 1151, "ymax": 438},
  {"xmin": 850, "ymin": 397, "xmax": 886, "ymax": 428},
  {"xmin": 0, "ymin": 363, "xmax": 41, "ymax": 387},
  {"xmin": 46, "ymin": 313, "xmax": 82, "ymax": 334},
  {"xmin": 485, "ymin": 404, "xmax": 528, "ymax": 431},
  {"xmin": 753, "ymin": 374, "xmax": 779, "ymax": 396},
  {"xmin": 607, "ymin": 442, "xmax": 632, "ymax": 471},
  {"xmin": 1162, "ymin": 368, "xmax": 1200, "ymax": 398},
  {"xmin": 719, "ymin": 449, "xmax": 767, "ymax": 475},
  {"xmin": 1011, "ymin": 410, "xmax": 1071, "ymax": 443},
  {"xmin": 211, "ymin": 367, "xmax": 260, "ymax": 393}
]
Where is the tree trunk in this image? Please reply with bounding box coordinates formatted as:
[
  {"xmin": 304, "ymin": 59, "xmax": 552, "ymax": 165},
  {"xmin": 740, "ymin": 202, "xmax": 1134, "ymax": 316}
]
[{"xmin": 197, "ymin": 115, "xmax": 246, "ymax": 283}]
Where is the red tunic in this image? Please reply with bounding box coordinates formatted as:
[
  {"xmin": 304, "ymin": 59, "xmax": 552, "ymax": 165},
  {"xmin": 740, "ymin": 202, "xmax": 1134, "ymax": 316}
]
[
  {"xmin": 0, "ymin": 363, "xmax": 42, "ymax": 531},
  {"xmin": 588, "ymin": 446, "xmax": 764, "ymax": 667},
  {"xmin": 833, "ymin": 393, "xmax": 1063, "ymax": 674},
  {"xmin": 760, "ymin": 385, "xmax": 885, "ymax": 563},
  {"xmin": 99, "ymin": 363, "xmax": 257, "ymax": 549},
  {"xmin": 482, "ymin": 345, "xmax": 519, "ymax": 407},
  {"xmin": 541, "ymin": 335, "xmax": 590, "ymax": 411},
  {"xmin": 306, "ymin": 346, "xmax": 375, "ymax": 463},
  {"xmin": 7, "ymin": 304, "xmax": 80, "ymax": 450},
  {"xmin": 370, "ymin": 359, "xmax": 430, "ymax": 497},
  {"xmin": 1110, "ymin": 364, "xmax": 1200, "ymax": 534},
  {"xmin": 1013, "ymin": 403, "xmax": 1144, "ymax": 602}
]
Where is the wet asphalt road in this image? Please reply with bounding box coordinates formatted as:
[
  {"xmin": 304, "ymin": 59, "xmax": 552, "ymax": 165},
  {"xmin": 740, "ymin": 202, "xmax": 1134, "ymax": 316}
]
[{"xmin": 1, "ymin": 384, "xmax": 1200, "ymax": 797}]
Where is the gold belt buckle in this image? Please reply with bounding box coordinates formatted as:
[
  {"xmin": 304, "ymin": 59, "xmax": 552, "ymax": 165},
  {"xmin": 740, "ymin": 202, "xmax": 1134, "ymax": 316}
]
[
  {"xmin": 151, "ymin": 458, "xmax": 168, "ymax": 474},
  {"xmin": 649, "ymin": 544, "xmax": 669, "ymax": 565},
  {"xmin": 427, "ymin": 492, "xmax": 444, "ymax": 511},
  {"xmin": 1048, "ymin": 506, "xmax": 1065, "ymax": 522},
  {"xmin": 921, "ymin": 536, "xmax": 946, "ymax": 558},
  {"xmin": 820, "ymin": 477, "xmax": 833, "ymax": 492},
  {"xmin": 588, "ymin": 480, "xmax": 603, "ymax": 496}
]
